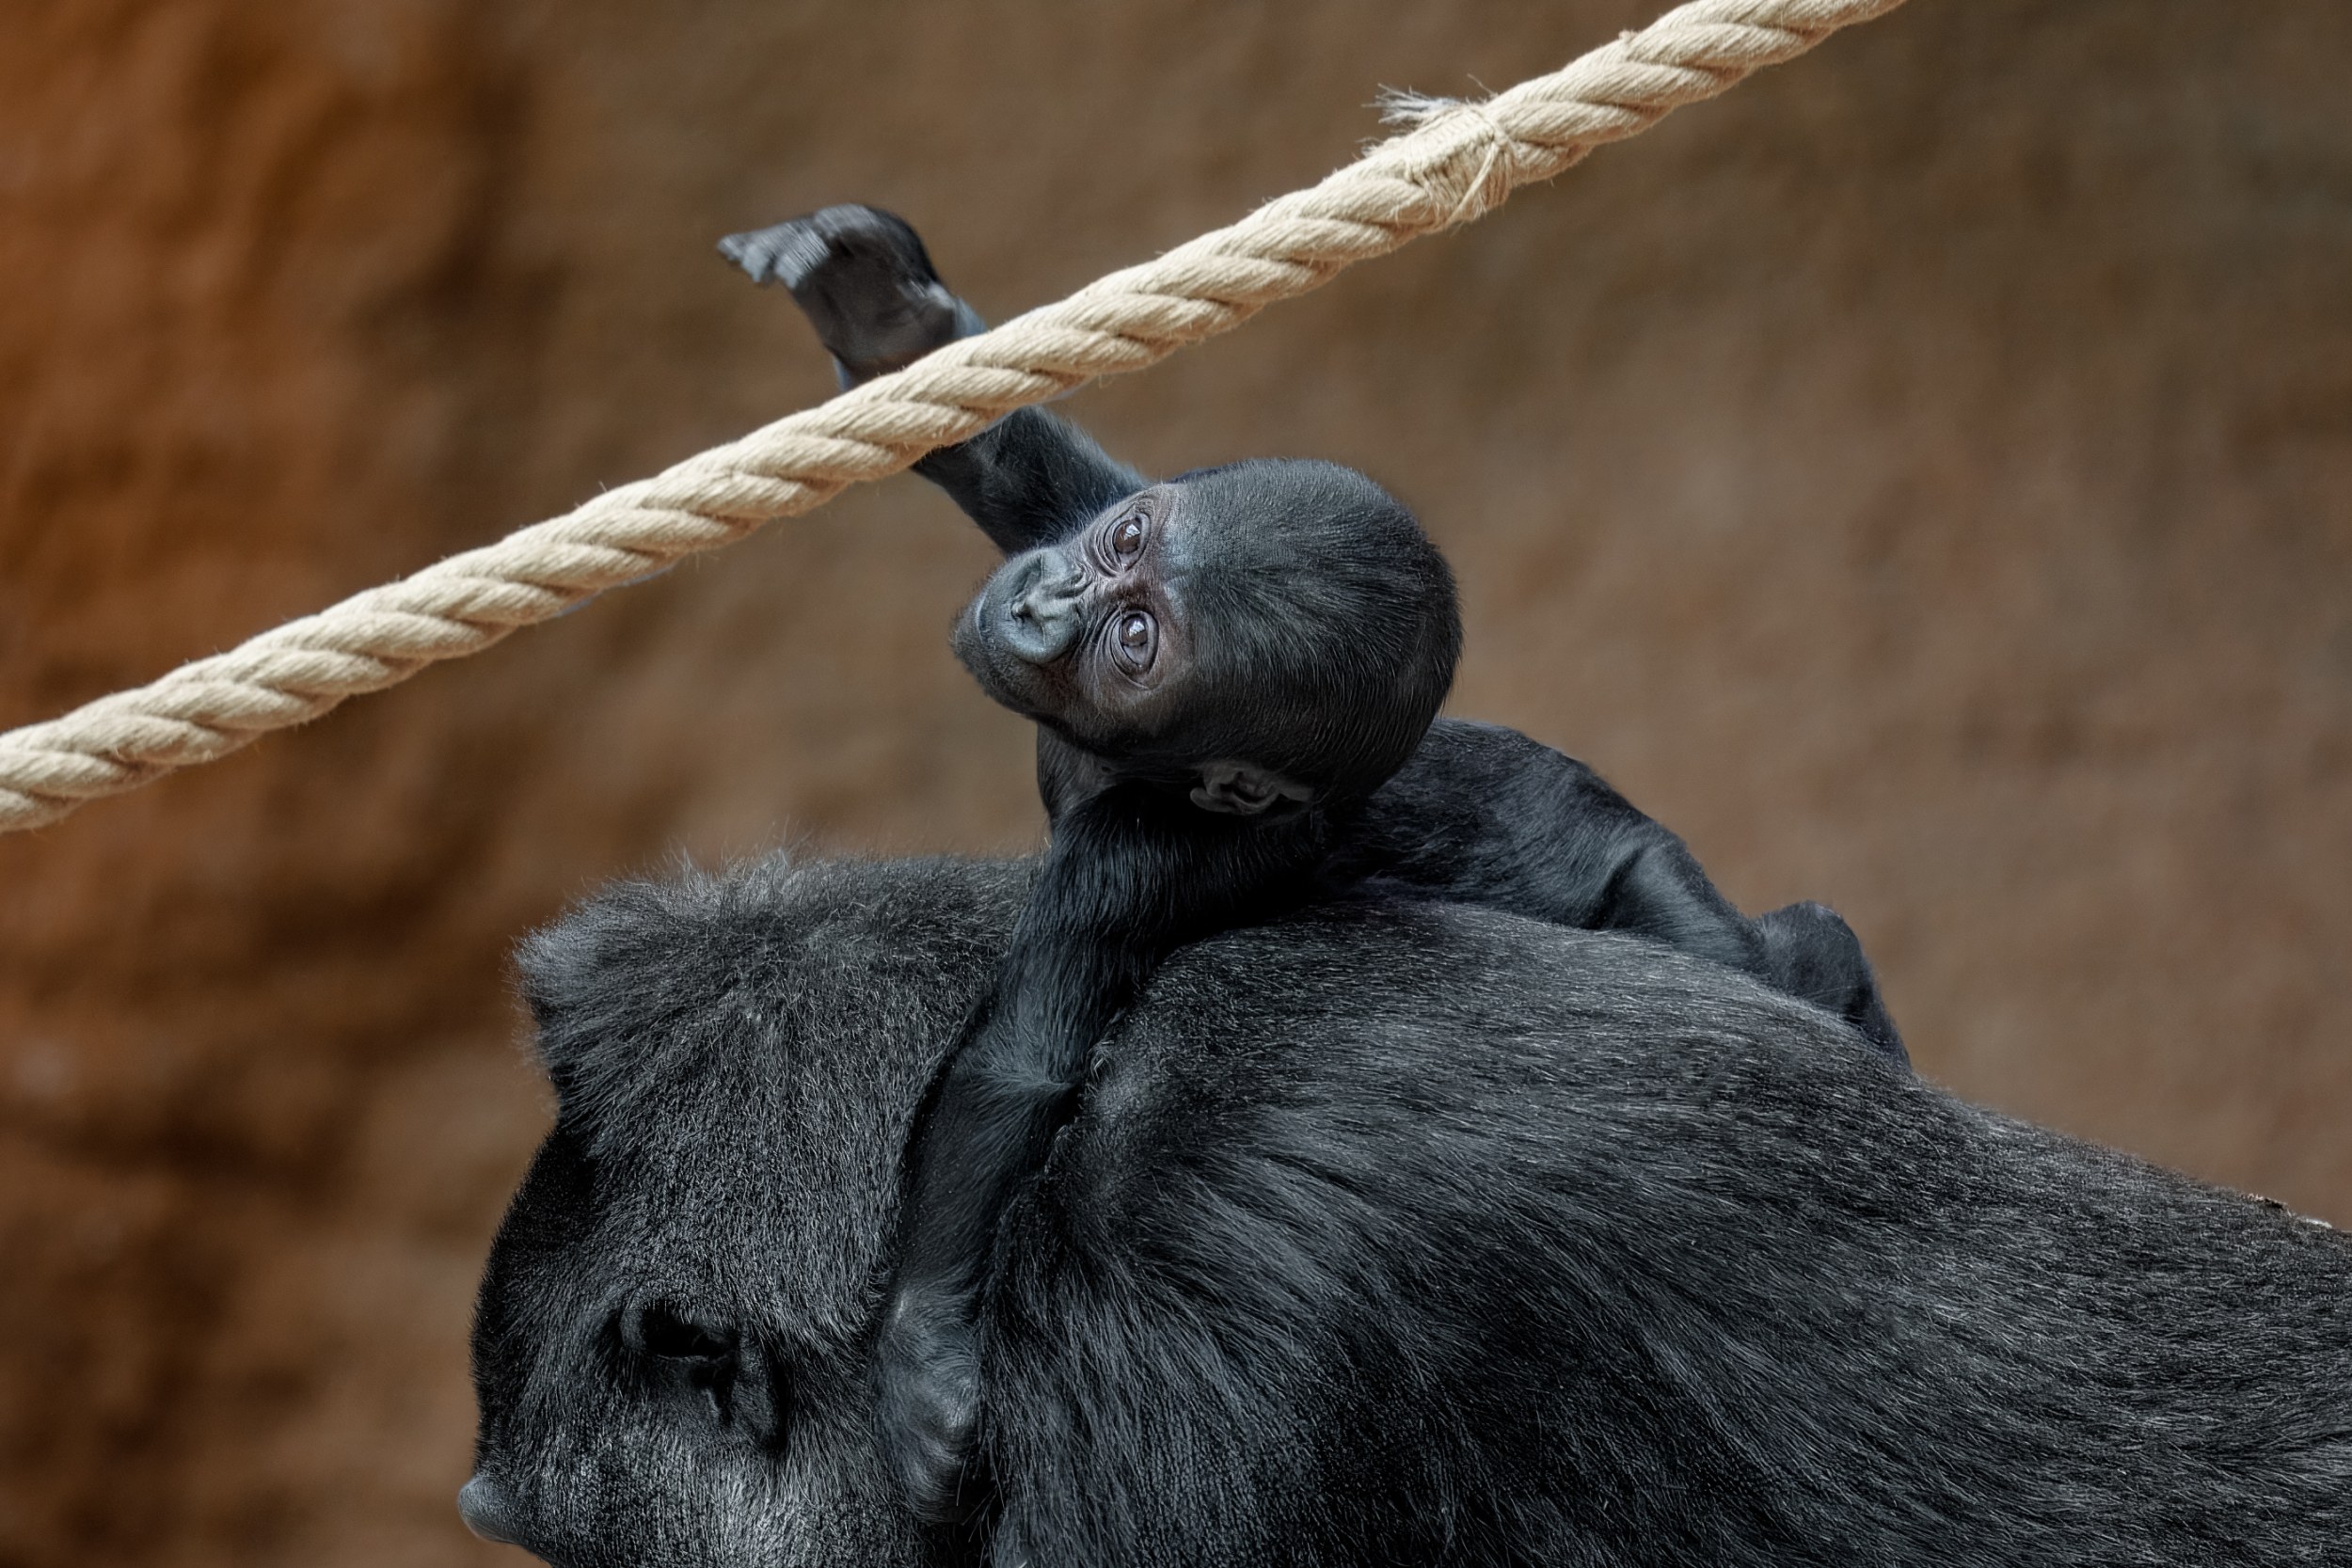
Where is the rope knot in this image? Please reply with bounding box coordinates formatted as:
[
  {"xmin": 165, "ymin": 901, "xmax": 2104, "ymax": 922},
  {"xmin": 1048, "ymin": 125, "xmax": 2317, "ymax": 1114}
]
[{"xmin": 1376, "ymin": 90, "xmax": 1524, "ymax": 230}]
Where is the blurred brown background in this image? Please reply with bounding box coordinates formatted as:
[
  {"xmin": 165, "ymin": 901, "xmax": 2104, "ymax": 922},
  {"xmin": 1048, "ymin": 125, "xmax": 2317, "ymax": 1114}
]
[{"xmin": 2, "ymin": 0, "xmax": 2346, "ymax": 1561}]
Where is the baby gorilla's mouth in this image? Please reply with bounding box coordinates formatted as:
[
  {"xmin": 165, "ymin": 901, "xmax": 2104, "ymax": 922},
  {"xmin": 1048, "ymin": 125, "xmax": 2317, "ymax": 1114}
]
[{"xmin": 951, "ymin": 588, "xmax": 1062, "ymax": 727}]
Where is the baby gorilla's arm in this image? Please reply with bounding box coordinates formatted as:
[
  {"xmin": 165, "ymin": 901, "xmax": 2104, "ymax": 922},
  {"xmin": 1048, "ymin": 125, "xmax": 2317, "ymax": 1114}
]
[
  {"xmin": 917, "ymin": 406, "xmax": 1145, "ymax": 559},
  {"xmin": 723, "ymin": 204, "xmax": 1145, "ymax": 555},
  {"xmin": 878, "ymin": 786, "xmax": 1324, "ymax": 1519}
]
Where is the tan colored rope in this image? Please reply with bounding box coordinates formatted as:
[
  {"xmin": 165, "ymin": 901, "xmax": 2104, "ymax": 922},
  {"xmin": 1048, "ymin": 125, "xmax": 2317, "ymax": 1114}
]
[{"xmin": 0, "ymin": 0, "xmax": 1906, "ymax": 833}]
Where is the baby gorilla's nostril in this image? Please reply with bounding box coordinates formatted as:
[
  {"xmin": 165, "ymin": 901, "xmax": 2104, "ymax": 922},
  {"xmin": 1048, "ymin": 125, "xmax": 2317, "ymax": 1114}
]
[{"xmin": 1018, "ymin": 569, "xmax": 1085, "ymax": 621}]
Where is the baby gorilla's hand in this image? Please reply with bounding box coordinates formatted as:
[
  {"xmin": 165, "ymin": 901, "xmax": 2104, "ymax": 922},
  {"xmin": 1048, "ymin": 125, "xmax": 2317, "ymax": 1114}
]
[
  {"xmin": 718, "ymin": 203, "xmax": 978, "ymax": 385},
  {"xmin": 872, "ymin": 1278, "xmax": 984, "ymax": 1523}
]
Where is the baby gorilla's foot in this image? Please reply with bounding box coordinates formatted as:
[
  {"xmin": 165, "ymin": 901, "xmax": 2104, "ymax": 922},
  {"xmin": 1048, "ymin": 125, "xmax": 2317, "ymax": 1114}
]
[
  {"xmin": 1755, "ymin": 900, "xmax": 1907, "ymax": 1066},
  {"xmin": 718, "ymin": 203, "xmax": 979, "ymax": 385},
  {"xmin": 872, "ymin": 1280, "xmax": 984, "ymax": 1523}
]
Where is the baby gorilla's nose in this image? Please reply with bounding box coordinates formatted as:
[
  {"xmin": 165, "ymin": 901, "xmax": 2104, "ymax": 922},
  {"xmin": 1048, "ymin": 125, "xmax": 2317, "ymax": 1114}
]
[{"xmin": 999, "ymin": 548, "xmax": 1087, "ymax": 662}]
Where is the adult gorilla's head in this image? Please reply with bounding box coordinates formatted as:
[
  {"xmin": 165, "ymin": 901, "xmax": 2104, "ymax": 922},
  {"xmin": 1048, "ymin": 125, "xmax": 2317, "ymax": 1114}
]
[{"xmin": 461, "ymin": 856, "xmax": 1021, "ymax": 1567}]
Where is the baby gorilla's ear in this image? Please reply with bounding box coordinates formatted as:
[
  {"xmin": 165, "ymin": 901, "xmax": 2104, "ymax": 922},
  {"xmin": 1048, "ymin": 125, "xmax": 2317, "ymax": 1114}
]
[{"xmin": 1190, "ymin": 760, "xmax": 1316, "ymax": 816}]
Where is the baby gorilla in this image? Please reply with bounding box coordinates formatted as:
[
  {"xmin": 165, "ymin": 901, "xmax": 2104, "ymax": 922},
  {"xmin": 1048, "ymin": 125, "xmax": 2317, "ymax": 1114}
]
[{"xmin": 723, "ymin": 205, "xmax": 1904, "ymax": 1521}]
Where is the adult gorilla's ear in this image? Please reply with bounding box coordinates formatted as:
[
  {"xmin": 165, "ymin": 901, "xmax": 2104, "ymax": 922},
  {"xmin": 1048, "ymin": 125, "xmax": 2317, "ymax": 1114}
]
[{"xmin": 1190, "ymin": 759, "xmax": 1316, "ymax": 816}]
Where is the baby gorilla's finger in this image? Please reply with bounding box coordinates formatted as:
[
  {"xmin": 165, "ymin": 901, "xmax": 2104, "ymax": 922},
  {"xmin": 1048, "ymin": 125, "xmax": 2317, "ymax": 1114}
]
[{"xmin": 715, "ymin": 218, "xmax": 834, "ymax": 289}]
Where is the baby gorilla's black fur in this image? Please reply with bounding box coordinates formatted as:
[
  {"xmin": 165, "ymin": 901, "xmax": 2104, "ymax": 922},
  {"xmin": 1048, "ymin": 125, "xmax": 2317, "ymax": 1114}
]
[{"xmin": 725, "ymin": 204, "xmax": 1902, "ymax": 1520}]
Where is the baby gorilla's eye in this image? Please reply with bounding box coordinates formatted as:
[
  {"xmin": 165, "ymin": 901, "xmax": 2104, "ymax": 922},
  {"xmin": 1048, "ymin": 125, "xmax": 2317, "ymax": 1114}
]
[
  {"xmin": 1111, "ymin": 610, "xmax": 1157, "ymax": 673},
  {"xmin": 1110, "ymin": 515, "xmax": 1147, "ymax": 560}
]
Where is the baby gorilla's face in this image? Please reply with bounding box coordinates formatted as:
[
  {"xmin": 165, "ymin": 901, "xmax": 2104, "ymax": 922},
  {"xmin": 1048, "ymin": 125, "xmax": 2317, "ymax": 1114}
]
[
  {"xmin": 952, "ymin": 457, "xmax": 1460, "ymax": 809},
  {"xmin": 951, "ymin": 483, "xmax": 1202, "ymax": 757}
]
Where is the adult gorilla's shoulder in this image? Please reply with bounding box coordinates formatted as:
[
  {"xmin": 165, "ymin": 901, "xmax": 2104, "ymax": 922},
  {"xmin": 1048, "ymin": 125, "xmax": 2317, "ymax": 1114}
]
[{"xmin": 468, "ymin": 852, "xmax": 2352, "ymax": 1568}]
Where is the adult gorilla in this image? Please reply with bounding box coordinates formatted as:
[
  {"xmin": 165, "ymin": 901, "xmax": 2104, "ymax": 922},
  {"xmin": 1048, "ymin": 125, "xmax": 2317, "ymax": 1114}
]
[{"xmin": 463, "ymin": 854, "xmax": 2351, "ymax": 1566}]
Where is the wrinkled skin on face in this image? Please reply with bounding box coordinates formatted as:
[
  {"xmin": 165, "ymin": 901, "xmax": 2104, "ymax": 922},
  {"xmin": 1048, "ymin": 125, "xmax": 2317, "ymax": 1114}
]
[{"xmin": 948, "ymin": 483, "xmax": 1194, "ymax": 746}]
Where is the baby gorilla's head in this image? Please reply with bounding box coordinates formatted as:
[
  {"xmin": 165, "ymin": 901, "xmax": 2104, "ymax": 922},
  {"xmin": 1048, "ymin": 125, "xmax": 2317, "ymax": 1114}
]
[{"xmin": 952, "ymin": 458, "xmax": 1460, "ymax": 813}]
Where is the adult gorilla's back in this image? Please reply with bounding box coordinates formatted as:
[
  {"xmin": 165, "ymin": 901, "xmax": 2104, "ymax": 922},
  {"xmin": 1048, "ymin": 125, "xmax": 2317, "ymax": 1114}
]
[{"xmin": 466, "ymin": 853, "xmax": 2352, "ymax": 1567}]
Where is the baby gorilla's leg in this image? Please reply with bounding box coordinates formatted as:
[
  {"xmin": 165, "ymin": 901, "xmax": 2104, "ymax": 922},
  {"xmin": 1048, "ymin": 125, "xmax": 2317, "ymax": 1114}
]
[
  {"xmin": 1338, "ymin": 720, "xmax": 1908, "ymax": 1062},
  {"xmin": 1337, "ymin": 719, "xmax": 1765, "ymax": 971},
  {"xmin": 719, "ymin": 203, "xmax": 979, "ymax": 384}
]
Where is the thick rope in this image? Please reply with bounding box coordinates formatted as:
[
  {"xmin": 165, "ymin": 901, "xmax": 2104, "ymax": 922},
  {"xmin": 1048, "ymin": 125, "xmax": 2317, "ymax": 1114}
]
[{"xmin": 0, "ymin": 0, "xmax": 1906, "ymax": 833}]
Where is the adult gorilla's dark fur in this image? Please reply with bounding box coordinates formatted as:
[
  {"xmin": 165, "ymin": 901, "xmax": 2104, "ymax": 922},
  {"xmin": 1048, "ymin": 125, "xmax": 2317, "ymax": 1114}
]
[{"xmin": 465, "ymin": 854, "xmax": 2352, "ymax": 1567}]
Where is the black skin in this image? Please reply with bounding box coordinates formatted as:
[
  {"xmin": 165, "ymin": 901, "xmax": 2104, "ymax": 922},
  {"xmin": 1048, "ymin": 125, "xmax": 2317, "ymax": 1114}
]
[
  {"xmin": 460, "ymin": 855, "xmax": 2352, "ymax": 1568},
  {"xmin": 721, "ymin": 204, "xmax": 1903, "ymax": 1522}
]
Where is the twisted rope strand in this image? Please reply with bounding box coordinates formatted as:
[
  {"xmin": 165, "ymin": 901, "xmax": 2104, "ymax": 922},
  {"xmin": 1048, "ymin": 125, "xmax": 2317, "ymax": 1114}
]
[{"xmin": 0, "ymin": 0, "xmax": 1906, "ymax": 833}]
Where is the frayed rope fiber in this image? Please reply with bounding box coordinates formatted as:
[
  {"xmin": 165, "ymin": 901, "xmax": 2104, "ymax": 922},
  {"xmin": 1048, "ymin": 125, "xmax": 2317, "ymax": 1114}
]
[{"xmin": 0, "ymin": 0, "xmax": 1906, "ymax": 833}]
